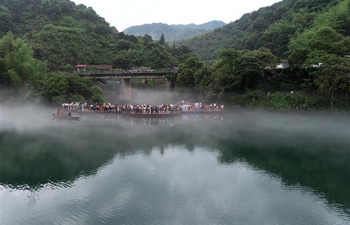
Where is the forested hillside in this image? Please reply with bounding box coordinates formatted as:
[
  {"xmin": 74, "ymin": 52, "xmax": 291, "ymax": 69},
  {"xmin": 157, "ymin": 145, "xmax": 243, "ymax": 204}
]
[
  {"xmin": 178, "ymin": 0, "xmax": 347, "ymax": 63},
  {"xmin": 173, "ymin": 0, "xmax": 350, "ymax": 110},
  {"xmin": 1, "ymin": 0, "xmax": 350, "ymax": 110},
  {"xmin": 0, "ymin": 0, "xmax": 195, "ymax": 104},
  {"xmin": 0, "ymin": 0, "xmax": 194, "ymax": 71},
  {"xmin": 123, "ymin": 21, "xmax": 226, "ymax": 42}
]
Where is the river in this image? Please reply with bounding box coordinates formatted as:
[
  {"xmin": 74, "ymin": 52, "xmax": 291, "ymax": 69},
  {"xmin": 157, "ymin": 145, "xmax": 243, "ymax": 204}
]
[{"xmin": 0, "ymin": 105, "xmax": 349, "ymax": 225}]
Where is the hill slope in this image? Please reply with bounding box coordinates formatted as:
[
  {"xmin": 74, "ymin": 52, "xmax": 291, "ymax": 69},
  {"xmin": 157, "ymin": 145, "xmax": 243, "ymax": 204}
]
[
  {"xmin": 0, "ymin": 0, "xmax": 195, "ymax": 71},
  {"xmin": 123, "ymin": 21, "xmax": 226, "ymax": 41},
  {"xmin": 1, "ymin": 0, "xmax": 348, "ymax": 69},
  {"xmin": 177, "ymin": 0, "xmax": 345, "ymax": 63}
]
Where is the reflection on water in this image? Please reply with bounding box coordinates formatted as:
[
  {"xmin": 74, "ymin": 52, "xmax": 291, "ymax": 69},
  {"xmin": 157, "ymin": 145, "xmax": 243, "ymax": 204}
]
[
  {"xmin": 0, "ymin": 107, "xmax": 349, "ymax": 225},
  {"xmin": 77, "ymin": 112, "xmax": 224, "ymax": 126}
]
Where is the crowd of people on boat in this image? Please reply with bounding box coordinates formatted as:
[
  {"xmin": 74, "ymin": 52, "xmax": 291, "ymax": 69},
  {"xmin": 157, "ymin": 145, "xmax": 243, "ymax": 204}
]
[
  {"xmin": 178, "ymin": 101, "xmax": 224, "ymax": 111},
  {"xmin": 61, "ymin": 101, "xmax": 224, "ymax": 114},
  {"xmin": 62, "ymin": 102, "xmax": 80, "ymax": 110}
]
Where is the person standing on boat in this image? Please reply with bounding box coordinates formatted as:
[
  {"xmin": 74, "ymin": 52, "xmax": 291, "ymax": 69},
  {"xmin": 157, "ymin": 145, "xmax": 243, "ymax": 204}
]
[{"xmin": 57, "ymin": 109, "xmax": 60, "ymax": 115}]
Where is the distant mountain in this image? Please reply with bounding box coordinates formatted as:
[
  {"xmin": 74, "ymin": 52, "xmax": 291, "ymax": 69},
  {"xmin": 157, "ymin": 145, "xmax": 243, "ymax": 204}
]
[{"xmin": 122, "ymin": 20, "xmax": 226, "ymax": 41}]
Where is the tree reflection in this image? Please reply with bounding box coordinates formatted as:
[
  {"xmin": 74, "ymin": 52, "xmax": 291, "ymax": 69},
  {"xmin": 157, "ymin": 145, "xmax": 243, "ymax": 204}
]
[{"xmin": 0, "ymin": 111, "xmax": 349, "ymax": 213}]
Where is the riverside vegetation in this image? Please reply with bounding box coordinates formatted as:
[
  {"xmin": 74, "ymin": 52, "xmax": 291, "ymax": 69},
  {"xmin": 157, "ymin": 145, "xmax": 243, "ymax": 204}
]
[{"xmin": 0, "ymin": 0, "xmax": 349, "ymax": 111}]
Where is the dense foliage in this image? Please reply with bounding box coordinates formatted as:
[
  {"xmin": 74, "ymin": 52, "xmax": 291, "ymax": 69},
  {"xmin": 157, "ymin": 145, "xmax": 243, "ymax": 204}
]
[
  {"xmin": 0, "ymin": 0, "xmax": 194, "ymax": 71},
  {"xmin": 0, "ymin": 0, "xmax": 195, "ymax": 104},
  {"xmin": 173, "ymin": 0, "xmax": 350, "ymax": 110},
  {"xmin": 0, "ymin": 31, "xmax": 105, "ymax": 103},
  {"xmin": 175, "ymin": 45, "xmax": 350, "ymax": 110},
  {"xmin": 178, "ymin": 0, "xmax": 347, "ymax": 64}
]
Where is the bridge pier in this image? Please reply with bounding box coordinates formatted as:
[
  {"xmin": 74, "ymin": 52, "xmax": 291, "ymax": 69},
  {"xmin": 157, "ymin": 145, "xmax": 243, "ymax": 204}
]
[
  {"xmin": 77, "ymin": 70, "xmax": 178, "ymax": 102},
  {"xmin": 120, "ymin": 78, "xmax": 132, "ymax": 101},
  {"xmin": 166, "ymin": 78, "xmax": 171, "ymax": 92}
]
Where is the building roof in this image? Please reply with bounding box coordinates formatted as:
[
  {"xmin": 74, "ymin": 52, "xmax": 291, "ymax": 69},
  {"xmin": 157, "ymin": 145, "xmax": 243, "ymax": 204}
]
[{"xmin": 76, "ymin": 64, "xmax": 112, "ymax": 69}]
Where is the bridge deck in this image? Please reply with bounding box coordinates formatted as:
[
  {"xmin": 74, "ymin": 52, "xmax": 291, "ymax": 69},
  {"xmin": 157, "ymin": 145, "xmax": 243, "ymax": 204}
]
[{"xmin": 76, "ymin": 71, "xmax": 176, "ymax": 79}]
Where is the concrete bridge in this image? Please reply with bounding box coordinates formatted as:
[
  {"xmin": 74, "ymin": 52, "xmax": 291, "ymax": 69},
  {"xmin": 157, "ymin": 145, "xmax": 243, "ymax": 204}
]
[{"xmin": 76, "ymin": 70, "xmax": 177, "ymax": 101}]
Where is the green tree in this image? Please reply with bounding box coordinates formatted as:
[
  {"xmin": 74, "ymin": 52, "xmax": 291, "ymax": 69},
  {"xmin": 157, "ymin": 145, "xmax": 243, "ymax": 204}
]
[
  {"xmin": 212, "ymin": 49, "xmax": 243, "ymax": 92},
  {"xmin": 236, "ymin": 55, "xmax": 264, "ymax": 90},
  {"xmin": 194, "ymin": 65, "xmax": 212, "ymax": 93},
  {"xmin": 314, "ymin": 55, "xmax": 350, "ymax": 105},
  {"xmin": 309, "ymin": 26, "xmax": 348, "ymax": 56},
  {"xmin": 288, "ymin": 26, "xmax": 350, "ymax": 68},
  {"xmin": 146, "ymin": 46, "xmax": 174, "ymax": 69},
  {"xmin": 0, "ymin": 5, "xmax": 14, "ymax": 37},
  {"xmin": 43, "ymin": 74, "xmax": 69, "ymax": 103},
  {"xmin": 66, "ymin": 75, "xmax": 89, "ymax": 94},
  {"xmin": 90, "ymin": 85, "xmax": 105, "ymax": 103},
  {"xmin": 116, "ymin": 39, "xmax": 132, "ymax": 51},
  {"xmin": 208, "ymin": 67, "xmax": 229, "ymax": 99},
  {"xmin": 244, "ymin": 47, "xmax": 276, "ymax": 69},
  {"xmin": 5, "ymin": 69, "xmax": 22, "ymax": 89},
  {"xmin": 288, "ymin": 48, "xmax": 309, "ymax": 68},
  {"xmin": 176, "ymin": 56, "xmax": 203, "ymax": 88},
  {"xmin": 27, "ymin": 60, "xmax": 47, "ymax": 99},
  {"xmin": 0, "ymin": 32, "xmax": 47, "ymax": 96},
  {"xmin": 159, "ymin": 33, "xmax": 165, "ymax": 45}
]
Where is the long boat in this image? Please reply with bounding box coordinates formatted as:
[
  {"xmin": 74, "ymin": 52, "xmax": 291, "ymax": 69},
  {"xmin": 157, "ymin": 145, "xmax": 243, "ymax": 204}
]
[
  {"xmin": 77, "ymin": 110, "xmax": 119, "ymax": 114},
  {"xmin": 120, "ymin": 112, "xmax": 182, "ymax": 118},
  {"xmin": 180, "ymin": 110, "xmax": 224, "ymax": 114},
  {"xmin": 52, "ymin": 113, "xmax": 80, "ymax": 120}
]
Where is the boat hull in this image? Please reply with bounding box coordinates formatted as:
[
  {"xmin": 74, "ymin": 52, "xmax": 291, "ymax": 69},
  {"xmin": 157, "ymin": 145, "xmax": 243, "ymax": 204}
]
[
  {"xmin": 121, "ymin": 112, "xmax": 181, "ymax": 118},
  {"xmin": 181, "ymin": 110, "xmax": 224, "ymax": 114}
]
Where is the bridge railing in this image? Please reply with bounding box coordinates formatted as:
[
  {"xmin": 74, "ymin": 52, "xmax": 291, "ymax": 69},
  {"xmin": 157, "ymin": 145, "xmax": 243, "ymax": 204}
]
[{"xmin": 75, "ymin": 68, "xmax": 177, "ymax": 75}]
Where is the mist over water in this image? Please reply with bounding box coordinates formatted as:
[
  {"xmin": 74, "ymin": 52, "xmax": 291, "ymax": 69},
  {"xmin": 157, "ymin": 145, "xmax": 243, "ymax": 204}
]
[
  {"xmin": 0, "ymin": 103, "xmax": 56, "ymax": 132},
  {"xmin": 1, "ymin": 102, "xmax": 349, "ymax": 225}
]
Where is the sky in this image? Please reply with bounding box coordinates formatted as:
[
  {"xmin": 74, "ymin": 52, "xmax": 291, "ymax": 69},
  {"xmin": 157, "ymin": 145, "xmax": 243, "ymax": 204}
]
[{"xmin": 71, "ymin": 0, "xmax": 282, "ymax": 31}]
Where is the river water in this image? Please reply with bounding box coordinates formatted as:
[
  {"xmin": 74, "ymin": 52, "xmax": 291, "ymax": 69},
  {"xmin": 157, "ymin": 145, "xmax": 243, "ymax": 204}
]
[{"xmin": 0, "ymin": 105, "xmax": 349, "ymax": 225}]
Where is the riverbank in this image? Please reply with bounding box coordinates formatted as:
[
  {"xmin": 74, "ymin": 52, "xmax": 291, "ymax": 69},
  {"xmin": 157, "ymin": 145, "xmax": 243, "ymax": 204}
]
[{"xmin": 228, "ymin": 91, "xmax": 350, "ymax": 112}]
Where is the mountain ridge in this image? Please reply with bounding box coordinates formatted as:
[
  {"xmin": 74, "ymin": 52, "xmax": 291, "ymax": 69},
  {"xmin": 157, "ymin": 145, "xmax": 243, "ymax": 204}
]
[{"xmin": 122, "ymin": 20, "xmax": 226, "ymax": 41}]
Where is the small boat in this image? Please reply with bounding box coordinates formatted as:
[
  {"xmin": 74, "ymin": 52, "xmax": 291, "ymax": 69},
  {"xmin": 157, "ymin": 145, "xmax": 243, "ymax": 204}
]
[{"xmin": 52, "ymin": 113, "xmax": 80, "ymax": 120}]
